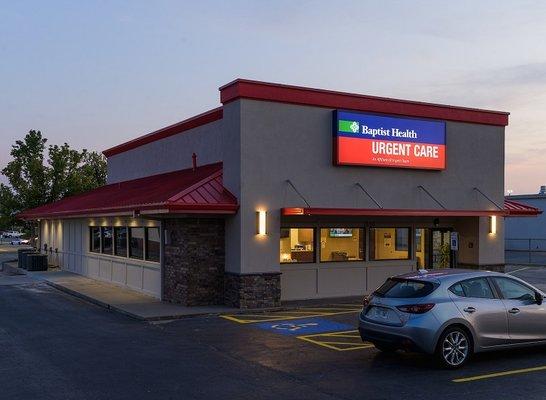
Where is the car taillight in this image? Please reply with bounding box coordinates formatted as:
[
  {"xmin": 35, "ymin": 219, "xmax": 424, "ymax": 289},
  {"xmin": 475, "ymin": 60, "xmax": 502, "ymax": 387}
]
[
  {"xmin": 363, "ymin": 295, "xmax": 371, "ymax": 308},
  {"xmin": 396, "ymin": 303, "xmax": 435, "ymax": 314}
]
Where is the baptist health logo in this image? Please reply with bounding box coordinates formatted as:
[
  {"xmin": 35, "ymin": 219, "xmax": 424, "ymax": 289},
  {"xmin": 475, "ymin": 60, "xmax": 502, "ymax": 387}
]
[
  {"xmin": 338, "ymin": 119, "xmax": 360, "ymax": 134},
  {"xmin": 349, "ymin": 121, "xmax": 359, "ymax": 133}
]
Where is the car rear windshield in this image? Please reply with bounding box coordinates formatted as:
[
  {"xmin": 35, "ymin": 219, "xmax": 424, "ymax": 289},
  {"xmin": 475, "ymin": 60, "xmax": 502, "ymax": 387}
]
[{"xmin": 374, "ymin": 278, "xmax": 437, "ymax": 298}]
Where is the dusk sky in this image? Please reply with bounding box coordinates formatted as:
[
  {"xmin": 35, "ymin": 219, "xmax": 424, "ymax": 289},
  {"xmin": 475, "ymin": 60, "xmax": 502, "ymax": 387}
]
[{"xmin": 2, "ymin": 0, "xmax": 546, "ymax": 194}]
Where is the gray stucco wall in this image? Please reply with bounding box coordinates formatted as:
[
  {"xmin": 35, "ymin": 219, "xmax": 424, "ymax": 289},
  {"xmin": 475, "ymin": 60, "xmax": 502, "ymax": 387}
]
[
  {"xmin": 223, "ymin": 99, "xmax": 505, "ymax": 275},
  {"xmin": 107, "ymin": 118, "xmax": 224, "ymax": 183},
  {"xmin": 103, "ymin": 96, "xmax": 505, "ymax": 293}
]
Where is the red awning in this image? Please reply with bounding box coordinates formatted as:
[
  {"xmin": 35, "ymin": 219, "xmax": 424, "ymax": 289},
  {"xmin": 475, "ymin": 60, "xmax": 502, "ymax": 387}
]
[
  {"xmin": 504, "ymin": 199, "xmax": 543, "ymax": 216},
  {"xmin": 18, "ymin": 162, "xmax": 238, "ymax": 220},
  {"xmin": 282, "ymin": 199, "xmax": 542, "ymax": 218}
]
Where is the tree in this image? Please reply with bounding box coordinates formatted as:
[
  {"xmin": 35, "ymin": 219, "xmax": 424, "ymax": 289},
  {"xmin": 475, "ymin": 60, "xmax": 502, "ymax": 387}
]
[{"xmin": 0, "ymin": 130, "xmax": 107, "ymax": 229}]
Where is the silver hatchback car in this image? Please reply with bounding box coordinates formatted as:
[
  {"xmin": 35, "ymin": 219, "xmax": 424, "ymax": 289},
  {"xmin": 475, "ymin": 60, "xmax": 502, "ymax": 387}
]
[{"xmin": 358, "ymin": 269, "xmax": 546, "ymax": 368}]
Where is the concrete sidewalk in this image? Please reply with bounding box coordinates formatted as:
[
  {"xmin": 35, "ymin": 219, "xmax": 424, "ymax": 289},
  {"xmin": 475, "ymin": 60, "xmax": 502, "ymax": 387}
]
[{"xmin": 2, "ymin": 261, "xmax": 236, "ymax": 320}]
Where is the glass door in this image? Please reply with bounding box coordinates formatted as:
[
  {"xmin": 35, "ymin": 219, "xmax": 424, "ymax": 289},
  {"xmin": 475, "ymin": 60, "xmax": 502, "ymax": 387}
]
[
  {"xmin": 431, "ymin": 229, "xmax": 451, "ymax": 269},
  {"xmin": 415, "ymin": 228, "xmax": 452, "ymax": 269}
]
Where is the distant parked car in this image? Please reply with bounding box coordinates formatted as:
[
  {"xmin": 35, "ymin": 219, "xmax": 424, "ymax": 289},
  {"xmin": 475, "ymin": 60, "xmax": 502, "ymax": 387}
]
[
  {"xmin": 359, "ymin": 269, "xmax": 546, "ymax": 368},
  {"xmin": 2, "ymin": 231, "xmax": 23, "ymax": 238},
  {"xmin": 10, "ymin": 238, "xmax": 30, "ymax": 245}
]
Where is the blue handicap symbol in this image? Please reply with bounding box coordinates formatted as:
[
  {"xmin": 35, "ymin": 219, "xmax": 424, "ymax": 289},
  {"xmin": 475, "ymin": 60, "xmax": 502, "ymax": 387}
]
[{"xmin": 256, "ymin": 318, "xmax": 353, "ymax": 336}]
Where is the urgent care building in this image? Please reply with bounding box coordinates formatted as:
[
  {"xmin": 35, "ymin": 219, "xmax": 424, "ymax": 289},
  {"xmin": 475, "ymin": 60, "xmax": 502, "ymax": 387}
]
[{"xmin": 19, "ymin": 79, "xmax": 541, "ymax": 308}]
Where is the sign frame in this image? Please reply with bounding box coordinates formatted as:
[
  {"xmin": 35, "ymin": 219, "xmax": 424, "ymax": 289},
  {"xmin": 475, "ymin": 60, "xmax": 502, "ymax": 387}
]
[{"xmin": 333, "ymin": 110, "xmax": 447, "ymax": 170}]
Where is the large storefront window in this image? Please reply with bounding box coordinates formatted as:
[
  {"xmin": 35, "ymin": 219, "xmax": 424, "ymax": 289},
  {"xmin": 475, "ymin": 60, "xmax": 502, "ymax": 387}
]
[
  {"xmin": 146, "ymin": 227, "xmax": 160, "ymax": 262},
  {"xmin": 101, "ymin": 227, "xmax": 113, "ymax": 254},
  {"xmin": 280, "ymin": 228, "xmax": 315, "ymax": 263},
  {"xmin": 320, "ymin": 228, "xmax": 364, "ymax": 262},
  {"xmin": 90, "ymin": 227, "xmax": 101, "ymax": 253},
  {"xmin": 129, "ymin": 227, "xmax": 145, "ymax": 259},
  {"xmin": 369, "ymin": 227, "xmax": 410, "ymax": 261},
  {"xmin": 88, "ymin": 225, "xmax": 160, "ymax": 263},
  {"xmin": 114, "ymin": 227, "xmax": 128, "ymax": 257}
]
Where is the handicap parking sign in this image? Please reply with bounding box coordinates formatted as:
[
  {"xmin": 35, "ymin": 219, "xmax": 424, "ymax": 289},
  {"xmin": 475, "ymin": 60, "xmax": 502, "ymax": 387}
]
[{"xmin": 255, "ymin": 318, "xmax": 353, "ymax": 336}]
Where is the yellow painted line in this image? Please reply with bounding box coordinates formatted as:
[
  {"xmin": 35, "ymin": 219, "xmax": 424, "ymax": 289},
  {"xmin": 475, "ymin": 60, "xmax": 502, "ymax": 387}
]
[
  {"xmin": 293, "ymin": 307, "xmax": 360, "ymax": 311},
  {"xmin": 453, "ymin": 365, "xmax": 546, "ymax": 383},
  {"xmin": 269, "ymin": 310, "xmax": 327, "ymax": 314},
  {"xmin": 220, "ymin": 314, "xmax": 312, "ymax": 323},
  {"xmin": 323, "ymin": 334, "xmax": 361, "ymax": 339},
  {"xmin": 297, "ymin": 329, "xmax": 373, "ymax": 352},
  {"xmin": 312, "ymin": 340, "xmax": 365, "ymax": 346},
  {"xmin": 298, "ymin": 335, "xmax": 374, "ymax": 351},
  {"xmin": 221, "ymin": 307, "xmax": 360, "ymax": 324},
  {"xmin": 335, "ymin": 344, "xmax": 375, "ymax": 351},
  {"xmin": 221, "ymin": 313, "xmax": 332, "ymax": 324},
  {"xmin": 318, "ymin": 329, "xmax": 360, "ymax": 336}
]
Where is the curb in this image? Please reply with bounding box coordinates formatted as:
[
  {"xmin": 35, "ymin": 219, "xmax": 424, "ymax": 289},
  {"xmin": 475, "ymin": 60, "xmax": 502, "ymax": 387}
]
[
  {"xmin": 41, "ymin": 280, "xmax": 149, "ymax": 321},
  {"xmin": 4, "ymin": 261, "xmax": 362, "ymax": 321}
]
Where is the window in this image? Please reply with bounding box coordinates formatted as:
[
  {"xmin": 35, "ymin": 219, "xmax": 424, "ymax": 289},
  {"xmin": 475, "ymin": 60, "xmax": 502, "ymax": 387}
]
[
  {"xmin": 88, "ymin": 225, "xmax": 160, "ymax": 262},
  {"xmin": 280, "ymin": 228, "xmax": 315, "ymax": 263},
  {"xmin": 450, "ymin": 278, "xmax": 495, "ymax": 299},
  {"xmin": 101, "ymin": 227, "xmax": 113, "ymax": 254},
  {"xmin": 494, "ymin": 277, "xmax": 536, "ymax": 302},
  {"xmin": 375, "ymin": 278, "xmax": 437, "ymax": 298},
  {"xmin": 395, "ymin": 228, "xmax": 409, "ymax": 251},
  {"xmin": 449, "ymin": 283, "xmax": 466, "ymax": 297},
  {"xmin": 114, "ymin": 227, "xmax": 128, "ymax": 257},
  {"xmin": 319, "ymin": 228, "xmax": 364, "ymax": 262},
  {"xmin": 146, "ymin": 227, "xmax": 160, "ymax": 262},
  {"xmin": 90, "ymin": 227, "xmax": 101, "ymax": 253},
  {"xmin": 129, "ymin": 227, "xmax": 145, "ymax": 259},
  {"xmin": 369, "ymin": 228, "xmax": 410, "ymax": 260},
  {"xmin": 415, "ymin": 228, "xmax": 428, "ymax": 269}
]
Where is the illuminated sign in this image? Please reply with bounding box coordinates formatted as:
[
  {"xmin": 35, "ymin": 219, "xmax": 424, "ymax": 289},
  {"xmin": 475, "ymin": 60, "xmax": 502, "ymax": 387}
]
[{"xmin": 333, "ymin": 110, "xmax": 446, "ymax": 170}]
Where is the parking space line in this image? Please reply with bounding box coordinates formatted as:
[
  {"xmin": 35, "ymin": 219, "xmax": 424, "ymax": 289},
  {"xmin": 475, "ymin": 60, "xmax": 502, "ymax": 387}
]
[
  {"xmin": 297, "ymin": 329, "xmax": 374, "ymax": 352},
  {"xmin": 221, "ymin": 306, "xmax": 361, "ymax": 324},
  {"xmin": 221, "ymin": 314, "xmax": 315, "ymax": 323},
  {"xmin": 320, "ymin": 333, "xmax": 361, "ymax": 338},
  {"xmin": 453, "ymin": 365, "xmax": 546, "ymax": 383}
]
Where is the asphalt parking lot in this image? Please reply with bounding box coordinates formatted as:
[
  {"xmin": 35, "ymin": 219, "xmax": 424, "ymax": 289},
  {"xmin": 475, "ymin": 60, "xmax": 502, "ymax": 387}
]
[{"xmin": 2, "ymin": 254, "xmax": 546, "ymax": 399}]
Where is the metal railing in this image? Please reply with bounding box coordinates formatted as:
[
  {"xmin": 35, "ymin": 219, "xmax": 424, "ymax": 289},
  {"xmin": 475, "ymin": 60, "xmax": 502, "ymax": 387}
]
[{"xmin": 505, "ymin": 238, "xmax": 546, "ymax": 265}]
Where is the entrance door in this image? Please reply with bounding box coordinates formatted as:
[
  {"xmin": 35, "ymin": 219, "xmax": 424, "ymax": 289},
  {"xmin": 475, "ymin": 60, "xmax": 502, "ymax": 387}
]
[
  {"xmin": 431, "ymin": 229, "xmax": 452, "ymax": 269},
  {"xmin": 415, "ymin": 228, "xmax": 452, "ymax": 269}
]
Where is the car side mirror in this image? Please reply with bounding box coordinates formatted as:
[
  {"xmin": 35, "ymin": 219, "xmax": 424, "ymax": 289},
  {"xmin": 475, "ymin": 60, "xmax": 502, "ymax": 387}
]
[{"xmin": 535, "ymin": 292, "xmax": 543, "ymax": 305}]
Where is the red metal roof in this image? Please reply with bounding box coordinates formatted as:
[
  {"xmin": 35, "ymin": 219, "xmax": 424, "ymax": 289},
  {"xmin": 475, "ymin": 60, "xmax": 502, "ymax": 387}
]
[
  {"xmin": 504, "ymin": 199, "xmax": 543, "ymax": 216},
  {"xmin": 18, "ymin": 162, "xmax": 238, "ymax": 219},
  {"xmin": 220, "ymin": 79, "xmax": 510, "ymax": 126},
  {"xmin": 282, "ymin": 199, "xmax": 541, "ymax": 218}
]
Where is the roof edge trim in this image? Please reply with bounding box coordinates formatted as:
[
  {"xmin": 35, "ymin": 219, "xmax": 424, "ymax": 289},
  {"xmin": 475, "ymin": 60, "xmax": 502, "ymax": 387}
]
[
  {"xmin": 220, "ymin": 79, "xmax": 509, "ymax": 126},
  {"xmin": 103, "ymin": 107, "xmax": 223, "ymax": 157}
]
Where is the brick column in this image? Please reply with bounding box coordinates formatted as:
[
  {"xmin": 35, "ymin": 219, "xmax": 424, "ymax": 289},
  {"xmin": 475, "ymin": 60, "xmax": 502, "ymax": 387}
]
[
  {"xmin": 224, "ymin": 272, "xmax": 281, "ymax": 309},
  {"xmin": 163, "ymin": 218, "xmax": 225, "ymax": 306}
]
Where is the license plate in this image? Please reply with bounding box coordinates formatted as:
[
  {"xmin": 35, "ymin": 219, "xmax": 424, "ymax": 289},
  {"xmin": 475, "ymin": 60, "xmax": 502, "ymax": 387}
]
[{"xmin": 367, "ymin": 306, "xmax": 398, "ymax": 324}]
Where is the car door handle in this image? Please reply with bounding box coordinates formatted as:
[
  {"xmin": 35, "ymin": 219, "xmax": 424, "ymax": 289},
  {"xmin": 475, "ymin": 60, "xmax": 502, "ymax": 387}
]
[
  {"xmin": 463, "ymin": 307, "xmax": 476, "ymax": 313},
  {"xmin": 508, "ymin": 308, "xmax": 520, "ymax": 314}
]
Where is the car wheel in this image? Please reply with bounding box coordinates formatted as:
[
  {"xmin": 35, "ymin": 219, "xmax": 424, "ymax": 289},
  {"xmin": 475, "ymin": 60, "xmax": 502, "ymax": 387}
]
[
  {"xmin": 436, "ymin": 327, "xmax": 471, "ymax": 369},
  {"xmin": 374, "ymin": 343, "xmax": 397, "ymax": 353}
]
